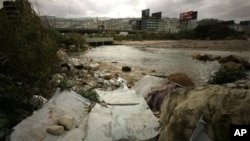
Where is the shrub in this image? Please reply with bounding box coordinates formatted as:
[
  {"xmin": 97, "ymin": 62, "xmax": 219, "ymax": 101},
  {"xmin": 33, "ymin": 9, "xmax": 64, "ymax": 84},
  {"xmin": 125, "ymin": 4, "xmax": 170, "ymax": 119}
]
[
  {"xmin": 58, "ymin": 33, "xmax": 86, "ymax": 48},
  {"xmin": 0, "ymin": 1, "xmax": 58, "ymax": 136},
  {"xmin": 208, "ymin": 68, "xmax": 246, "ymax": 84}
]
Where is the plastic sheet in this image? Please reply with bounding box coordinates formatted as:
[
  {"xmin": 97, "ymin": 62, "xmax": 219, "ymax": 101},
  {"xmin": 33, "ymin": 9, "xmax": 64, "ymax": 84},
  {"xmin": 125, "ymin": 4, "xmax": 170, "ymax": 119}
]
[
  {"xmin": 85, "ymin": 84, "xmax": 160, "ymax": 141},
  {"xmin": 10, "ymin": 89, "xmax": 90, "ymax": 141}
]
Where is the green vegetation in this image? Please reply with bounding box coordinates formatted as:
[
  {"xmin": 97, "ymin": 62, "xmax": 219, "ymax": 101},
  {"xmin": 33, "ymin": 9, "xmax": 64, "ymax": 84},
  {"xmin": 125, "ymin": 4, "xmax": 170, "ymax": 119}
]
[
  {"xmin": 194, "ymin": 23, "xmax": 236, "ymax": 40},
  {"xmin": 58, "ymin": 33, "xmax": 86, "ymax": 49},
  {"xmin": 208, "ymin": 68, "xmax": 246, "ymax": 84},
  {"xmin": 0, "ymin": 2, "xmax": 58, "ymax": 137}
]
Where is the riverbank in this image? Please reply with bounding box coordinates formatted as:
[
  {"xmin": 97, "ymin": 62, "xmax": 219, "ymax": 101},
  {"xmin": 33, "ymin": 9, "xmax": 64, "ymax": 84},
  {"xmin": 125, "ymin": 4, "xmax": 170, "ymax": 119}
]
[{"xmin": 117, "ymin": 39, "xmax": 250, "ymax": 51}]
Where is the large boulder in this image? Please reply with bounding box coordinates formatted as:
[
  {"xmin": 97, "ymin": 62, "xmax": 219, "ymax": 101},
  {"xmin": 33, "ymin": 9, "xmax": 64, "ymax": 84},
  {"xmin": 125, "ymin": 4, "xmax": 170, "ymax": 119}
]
[
  {"xmin": 167, "ymin": 73, "xmax": 195, "ymax": 87},
  {"xmin": 222, "ymin": 61, "xmax": 245, "ymax": 71},
  {"xmin": 218, "ymin": 55, "xmax": 250, "ymax": 70},
  {"xmin": 192, "ymin": 53, "xmax": 215, "ymax": 61},
  {"xmin": 159, "ymin": 84, "xmax": 250, "ymax": 141}
]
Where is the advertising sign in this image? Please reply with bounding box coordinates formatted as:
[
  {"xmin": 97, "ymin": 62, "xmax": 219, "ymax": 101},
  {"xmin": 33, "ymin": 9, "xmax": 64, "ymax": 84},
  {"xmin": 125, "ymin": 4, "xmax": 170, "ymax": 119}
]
[
  {"xmin": 180, "ymin": 11, "xmax": 198, "ymax": 21},
  {"xmin": 180, "ymin": 11, "xmax": 193, "ymax": 21}
]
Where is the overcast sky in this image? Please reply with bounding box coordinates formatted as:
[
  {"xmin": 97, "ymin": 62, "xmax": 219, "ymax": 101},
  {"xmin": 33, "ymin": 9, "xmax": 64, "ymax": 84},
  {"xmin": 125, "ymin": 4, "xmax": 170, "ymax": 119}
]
[{"xmin": 1, "ymin": 0, "xmax": 250, "ymax": 22}]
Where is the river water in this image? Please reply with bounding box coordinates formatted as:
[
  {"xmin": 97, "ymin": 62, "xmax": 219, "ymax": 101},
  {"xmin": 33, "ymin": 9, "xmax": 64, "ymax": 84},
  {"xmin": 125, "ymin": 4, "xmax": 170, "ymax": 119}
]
[{"xmin": 70, "ymin": 45, "xmax": 250, "ymax": 86}]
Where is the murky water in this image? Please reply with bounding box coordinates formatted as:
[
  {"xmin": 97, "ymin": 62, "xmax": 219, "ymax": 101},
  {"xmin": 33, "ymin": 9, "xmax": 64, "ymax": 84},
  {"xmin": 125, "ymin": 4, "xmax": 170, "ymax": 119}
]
[{"xmin": 70, "ymin": 45, "xmax": 250, "ymax": 85}]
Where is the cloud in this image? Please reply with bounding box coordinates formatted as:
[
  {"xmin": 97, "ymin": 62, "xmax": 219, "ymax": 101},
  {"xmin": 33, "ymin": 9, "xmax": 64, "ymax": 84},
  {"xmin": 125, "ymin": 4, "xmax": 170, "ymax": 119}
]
[{"xmin": 0, "ymin": 0, "xmax": 248, "ymax": 22}]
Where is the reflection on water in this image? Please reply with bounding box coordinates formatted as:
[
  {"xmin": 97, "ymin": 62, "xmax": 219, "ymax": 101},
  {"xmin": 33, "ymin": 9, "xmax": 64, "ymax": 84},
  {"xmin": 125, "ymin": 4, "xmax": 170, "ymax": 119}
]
[{"xmin": 70, "ymin": 45, "xmax": 250, "ymax": 85}]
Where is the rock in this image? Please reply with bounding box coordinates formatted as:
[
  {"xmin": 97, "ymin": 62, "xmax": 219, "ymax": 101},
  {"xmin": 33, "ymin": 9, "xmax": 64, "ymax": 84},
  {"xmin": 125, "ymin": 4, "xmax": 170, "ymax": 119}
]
[
  {"xmin": 225, "ymin": 83, "xmax": 237, "ymax": 88},
  {"xmin": 223, "ymin": 61, "xmax": 245, "ymax": 71},
  {"xmin": 109, "ymin": 79, "xmax": 121, "ymax": 87},
  {"xmin": 57, "ymin": 115, "xmax": 74, "ymax": 130},
  {"xmin": 191, "ymin": 52, "xmax": 200, "ymax": 60},
  {"xmin": 51, "ymin": 73, "xmax": 64, "ymax": 86},
  {"xmin": 29, "ymin": 95, "xmax": 47, "ymax": 110},
  {"xmin": 236, "ymin": 84, "xmax": 247, "ymax": 89},
  {"xmin": 107, "ymin": 87, "xmax": 112, "ymax": 91},
  {"xmin": 122, "ymin": 66, "xmax": 131, "ymax": 72},
  {"xmin": 46, "ymin": 125, "xmax": 64, "ymax": 135},
  {"xmin": 159, "ymin": 85, "xmax": 250, "ymax": 141},
  {"xmin": 89, "ymin": 63, "xmax": 99, "ymax": 71},
  {"xmin": 199, "ymin": 54, "xmax": 214, "ymax": 61},
  {"xmin": 104, "ymin": 80, "xmax": 111, "ymax": 86},
  {"xmin": 103, "ymin": 73, "xmax": 112, "ymax": 80},
  {"xmin": 167, "ymin": 73, "xmax": 195, "ymax": 87},
  {"xmin": 55, "ymin": 49, "xmax": 70, "ymax": 63},
  {"xmin": 219, "ymin": 55, "xmax": 250, "ymax": 70},
  {"xmin": 150, "ymin": 72, "xmax": 167, "ymax": 78},
  {"xmin": 97, "ymin": 78, "xmax": 104, "ymax": 84},
  {"xmin": 74, "ymin": 64, "xmax": 84, "ymax": 70},
  {"xmin": 70, "ymin": 58, "xmax": 81, "ymax": 66},
  {"xmin": 192, "ymin": 53, "xmax": 214, "ymax": 61},
  {"xmin": 246, "ymin": 81, "xmax": 250, "ymax": 88},
  {"xmin": 214, "ymin": 56, "xmax": 222, "ymax": 60},
  {"xmin": 60, "ymin": 63, "xmax": 71, "ymax": 71},
  {"xmin": 65, "ymin": 79, "xmax": 74, "ymax": 88}
]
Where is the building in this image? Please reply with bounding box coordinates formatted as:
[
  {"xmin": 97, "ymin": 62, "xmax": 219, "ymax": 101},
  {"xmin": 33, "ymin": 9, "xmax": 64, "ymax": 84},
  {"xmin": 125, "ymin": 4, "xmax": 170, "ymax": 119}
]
[
  {"xmin": 238, "ymin": 21, "xmax": 250, "ymax": 34},
  {"xmin": 163, "ymin": 18, "xmax": 180, "ymax": 33},
  {"xmin": 129, "ymin": 19, "xmax": 142, "ymax": 30},
  {"xmin": 141, "ymin": 17, "xmax": 165, "ymax": 32},
  {"xmin": 1, "ymin": 0, "xmax": 32, "ymax": 17},
  {"xmin": 104, "ymin": 18, "xmax": 131, "ymax": 30}
]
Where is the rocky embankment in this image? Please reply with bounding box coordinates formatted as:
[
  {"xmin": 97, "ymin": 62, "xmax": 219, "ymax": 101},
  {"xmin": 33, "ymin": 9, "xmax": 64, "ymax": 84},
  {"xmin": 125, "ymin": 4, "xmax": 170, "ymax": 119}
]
[{"xmin": 159, "ymin": 80, "xmax": 250, "ymax": 141}]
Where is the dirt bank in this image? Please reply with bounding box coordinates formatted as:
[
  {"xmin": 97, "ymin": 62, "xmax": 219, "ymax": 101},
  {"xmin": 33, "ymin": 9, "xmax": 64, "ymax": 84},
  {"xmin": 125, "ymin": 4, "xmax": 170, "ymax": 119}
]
[{"xmin": 118, "ymin": 40, "xmax": 250, "ymax": 51}]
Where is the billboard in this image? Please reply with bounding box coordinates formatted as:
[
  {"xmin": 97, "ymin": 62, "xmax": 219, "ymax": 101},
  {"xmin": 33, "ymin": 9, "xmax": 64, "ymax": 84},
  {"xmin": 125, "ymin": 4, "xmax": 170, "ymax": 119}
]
[
  {"xmin": 152, "ymin": 12, "xmax": 162, "ymax": 19},
  {"xmin": 180, "ymin": 11, "xmax": 198, "ymax": 21},
  {"xmin": 142, "ymin": 9, "xmax": 150, "ymax": 18}
]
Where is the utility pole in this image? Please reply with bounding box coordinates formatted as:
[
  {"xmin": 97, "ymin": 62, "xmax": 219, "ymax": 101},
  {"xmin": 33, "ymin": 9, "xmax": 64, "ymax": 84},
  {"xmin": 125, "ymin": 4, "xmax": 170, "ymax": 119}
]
[{"xmin": 69, "ymin": 6, "xmax": 72, "ymax": 28}]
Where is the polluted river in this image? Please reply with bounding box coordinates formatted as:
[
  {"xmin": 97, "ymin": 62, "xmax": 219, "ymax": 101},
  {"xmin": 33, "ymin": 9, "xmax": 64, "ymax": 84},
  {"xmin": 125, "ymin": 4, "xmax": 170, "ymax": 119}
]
[
  {"xmin": 70, "ymin": 45, "xmax": 250, "ymax": 86},
  {"xmin": 10, "ymin": 44, "xmax": 250, "ymax": 141}
]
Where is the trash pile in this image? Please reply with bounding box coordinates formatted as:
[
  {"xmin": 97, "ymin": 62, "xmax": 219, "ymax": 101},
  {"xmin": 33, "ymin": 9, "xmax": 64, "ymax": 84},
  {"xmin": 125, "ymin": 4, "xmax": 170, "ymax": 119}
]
[{"xmin": 10, "ymin": 77, "xmax": 161, "ymax": 141}]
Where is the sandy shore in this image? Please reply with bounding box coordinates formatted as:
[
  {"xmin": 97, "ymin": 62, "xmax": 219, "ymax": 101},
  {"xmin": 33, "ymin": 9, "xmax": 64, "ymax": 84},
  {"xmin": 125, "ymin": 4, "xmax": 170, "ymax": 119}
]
[{"xmin": 117, "ymin": 40, "xmax": 250, "ymax": 51}]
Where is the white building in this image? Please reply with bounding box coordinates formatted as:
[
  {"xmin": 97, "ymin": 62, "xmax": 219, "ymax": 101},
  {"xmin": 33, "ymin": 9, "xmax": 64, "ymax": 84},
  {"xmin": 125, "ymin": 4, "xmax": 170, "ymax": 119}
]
[{"xmin": 163, "ymin": 18, "xmax": 180, "ymax": 33}]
